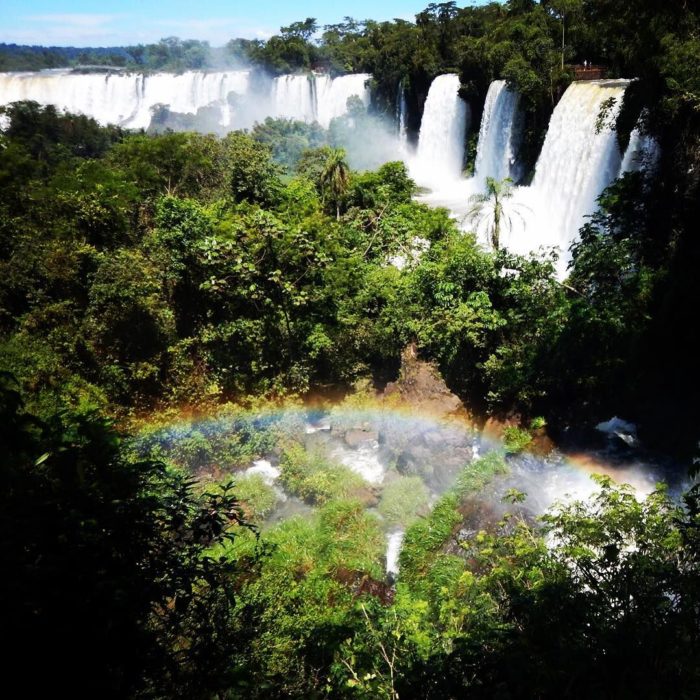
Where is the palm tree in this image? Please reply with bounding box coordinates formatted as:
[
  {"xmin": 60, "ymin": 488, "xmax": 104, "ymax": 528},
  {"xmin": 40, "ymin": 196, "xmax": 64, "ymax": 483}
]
[
  {"xmin": 466, "ymin": 176, "xmax": 526, "ymax": 251},
  {"xmin": 320, "ymin": 148, "xmax": 350, "ymax": 221}
]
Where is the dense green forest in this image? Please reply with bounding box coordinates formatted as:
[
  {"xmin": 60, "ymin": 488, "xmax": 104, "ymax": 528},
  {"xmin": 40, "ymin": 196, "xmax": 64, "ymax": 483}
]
[
  {"xmin": 0, "ymin": 38, "xmax": 218, "ymax": 72},
  {"xmin": 2, "ymin": 0, "xmax": 700, "ymax": 697}
]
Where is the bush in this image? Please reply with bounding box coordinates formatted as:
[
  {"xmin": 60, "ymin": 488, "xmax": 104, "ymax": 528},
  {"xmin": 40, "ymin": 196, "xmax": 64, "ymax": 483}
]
[
  {"xmin": 530, "ymin": 416, "xmax": 547, "ymax": 430},
  {"xmin": 235, "ymin": 473, "xmax": 280, "ymax": 522},
  {"xmin": 400, "ymin": 452, "xmax": 509, "ymax": 588},
  {"xmin": 279, "ymin": 443, "xmax": 373, "ymax": 506},
  {"xmin": 455, "ymin": 451, "xmax": 508, "ymax": 494},
  {"xmin": 378, "ymin": 475, "xmax": 430, "ymax": 527},
  {"xmin": 399, "ymin": 493, "xmax": 462, "ymax": 587},
  {"xmin": 503, "ymin": 426, "xmax": 533, "ymax": 454}
]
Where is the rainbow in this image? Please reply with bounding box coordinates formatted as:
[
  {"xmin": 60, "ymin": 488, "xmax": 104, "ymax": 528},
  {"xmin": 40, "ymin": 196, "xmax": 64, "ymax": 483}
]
[{"xmin": 130, "ymin": 400, "xmax": 664, "ymax": 505}]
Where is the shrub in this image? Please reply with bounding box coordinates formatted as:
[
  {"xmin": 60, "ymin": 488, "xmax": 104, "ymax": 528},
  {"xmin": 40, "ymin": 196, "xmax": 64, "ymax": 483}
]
[
  {"xmin": 503, "ymin": 426, "xmax": 533, "ymax": 454},
  {"xmin": 378, "ymin": 476, "xmax": 430, "ymax": 527},
  {"xmin": 279, "ymin": 443, "xmax": 372, "ymax": 505},
  {"xmin": 235, "ymin": 473, "xmax": 280, "ymax": 522},
  {"xmin": 530, "ymin": 416, "xmax": 547, "ymax": 431},
  {"xmin": 400, "ymin": 452, "xmax": 509, "ymax": 588},
  {"xmin": 455, "ymin": 451, "xmax": 508, "ymax": 494}
]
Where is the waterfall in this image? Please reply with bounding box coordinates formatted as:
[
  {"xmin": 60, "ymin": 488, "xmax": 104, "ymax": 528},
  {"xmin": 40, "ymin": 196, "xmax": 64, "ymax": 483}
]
[
  {"xmin": 503, "ymin": 80, "xmax": 628, "ymax": 269},
  {"xmin": 620, "ymin": 125, "xmax": 660, "ymax": 175},
  {"xmin": 386, "ymin": 531, "xmax": 404, "ymax": 576},
  {"xmin": 473, "ymin": 80, "xmax": 523, "ymax": 186},
  {"xmin": 1, "ymin": 67, "xmax": 637, "ymax": 280},
  {"xmin": 396, "ymin": 82, "xmax": 408, "ymax": 145},
  {"xmin": 0, "ymin": 69, "xmax": 371, "ymax": 132},
  {"xmin": 315, "ymin": 73, "xmax": 371, "ymax": 128},
  {"xmin": 412, "ymin": 74, "xmax": 469, "ymax": 187},
  {"xmin": 0, "ymin": 69, "xmax": 250, "ymax": 130},
  {"xmin": 402, "ymin": 77, "xmax": 633, "ymax": 278},
  {"xmin": 271, "ymin": 74, "xmax": 315, "ymax": 122},
  {"xmin": 268, "ymin": 73, "xmax": 370, "ymax": 127}
]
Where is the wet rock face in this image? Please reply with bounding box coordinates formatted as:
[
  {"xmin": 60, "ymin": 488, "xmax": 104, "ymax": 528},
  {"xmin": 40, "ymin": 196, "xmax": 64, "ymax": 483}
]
[
  {"xmin": 344, "ymin": 428, "xmax": 380, "ymax": 449},
  {"xmin": 395, "ymin": 443, "xmax": 474, "ymax": 491},
  {"xmin": 334, "ymin": 568, "xmax": 395, "ymax": 604},
  {"xmin": 384, "ymin": 344, "xmax": 464, "ymax": 419},
  {"xmin": 301, "ymin": 345, "xmax": 478, "ymax": 495},
  {"xmin": 376, "ymin": 345, "xmax": 477, "ymax": 490}
]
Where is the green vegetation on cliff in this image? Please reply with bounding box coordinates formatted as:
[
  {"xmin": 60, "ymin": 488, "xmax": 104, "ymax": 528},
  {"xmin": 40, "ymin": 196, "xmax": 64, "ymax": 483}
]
[{"xmin": 2, "ymin": 1, "xmax": 700, "ymax": 697}]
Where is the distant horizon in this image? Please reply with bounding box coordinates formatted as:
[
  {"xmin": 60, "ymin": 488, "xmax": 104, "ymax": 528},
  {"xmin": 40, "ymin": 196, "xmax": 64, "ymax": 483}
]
[{"xmin": 0, "ymin": 1, "xmax": 489, "ymax": 49}]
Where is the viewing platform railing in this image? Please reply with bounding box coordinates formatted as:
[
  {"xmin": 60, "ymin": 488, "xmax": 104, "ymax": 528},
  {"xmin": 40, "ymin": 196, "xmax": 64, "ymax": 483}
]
[{"xmin": 570, "ymin": 65, "xmax": 607, "ymax": 81}]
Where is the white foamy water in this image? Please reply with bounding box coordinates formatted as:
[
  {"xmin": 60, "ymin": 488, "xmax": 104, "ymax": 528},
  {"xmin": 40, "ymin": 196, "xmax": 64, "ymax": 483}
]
[
  {"xmin": 244, "ymin": 459, "xmax": 281, "ymax": 485},
  {"xmin": 332, "ymin": 443, "xmax": 385, "ymax": 485},
  {"xmin": 0, "ymin": 69, "xmax": 250, "ymax": 130},
  {"xmin": 386, "ymin": 530, "xmax": 405, "ymax": 576},
  {"xmin": 271, "ymin": 74, "xmax": 315, "ymax": 122},
  {"xmin": 415, "ymin": 78, "xmax": 523, "ymax": 240},
  {"xmin": 315, "ymin": 73, "xmax": 371, "ymax": 128},
  {"xmin": 620, "ymin": 126, "xmax": 660, "ymax": 175},
  {"xmin": 0, "ymin": 69, "xmax": 371, "ymax": 133},
  {"xmin": 414, "ymin": 79, "xmax": 628, "ymax": 277},
  {"xmin": 411, "ymin": 74, "xmax": 469, "ymax": 187},
  {"xmin": 305, "ymin": 421, "xmax": 332, "ymax": 435},
  {"xmin": 531, "ymin": 461, "xmax": 658, "ymax": 512},
  {"xmin": 473, "ymin": 80, "xmax": 523, "ymax": 187},
  {"xmin": 508, "ymin": 80, "xmax": 627, "ymax": 269},
  {"xmin": 397, "ymin": 83, "xmax": 409, "ymax": 147},
  {"xmin": 243, "ymin": 459, "xmax": 288, "ymax": 504}
]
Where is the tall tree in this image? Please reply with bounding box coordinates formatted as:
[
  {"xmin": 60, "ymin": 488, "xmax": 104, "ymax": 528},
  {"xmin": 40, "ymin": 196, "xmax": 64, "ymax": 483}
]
[
  {"xmin": 320, "ymin": 147, "xmax": 351, "ymax": 220},
  {"xmin": 466, "ymin": 176, "xmax": 525, "ymax": 251},
  {"xmin": 281, "ymin": 18, "xmax": 318, "ymax": 41}
]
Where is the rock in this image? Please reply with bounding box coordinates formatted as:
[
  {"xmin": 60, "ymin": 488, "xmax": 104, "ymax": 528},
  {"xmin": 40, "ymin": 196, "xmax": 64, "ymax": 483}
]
[
  {"xmin": 344, "ymin": 428, "xmax": 380, "ymax": 449},
  {"xmin": 396, "ymin": 443, "xmax": 472, "ymax": 490},
  {"xmin": 483, "ymin": 415, "xmax": 522, "ymax": 440},
  {"xmin": 423, "ymin": 430, "xmax": 445, "ymax": 448},
  {"xmin": 432, "ymin": 448, "xmax": 473, "ymax": 488},
  {"xmin": 334, "ymin": 568, "xmax": 395, "ymax": 604},
  {"xmin": 383, "ymin": 343, "xmax": 464, "ymax": 419},
  {"xmin": 352, "ymin": 485, "xmax": 380, "ymax": 508},
  {"xmin": 397, "ymin": 448, "xmax": 434, "ymax": 481},
  {"xmin": 596, "ymin": 416, "xmax": 640, "ymax": 449},
  {"xmin": 530, "ymin": 428, "xmax": 556, "ymax": 456}
]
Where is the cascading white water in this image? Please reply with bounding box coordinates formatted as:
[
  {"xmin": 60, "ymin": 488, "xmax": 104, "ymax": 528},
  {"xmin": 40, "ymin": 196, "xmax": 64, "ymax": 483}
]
[
  {"xmin": 413, "ymin": 79, "xmax": 630, "ymax": 278},
  {"xmin": 315, "ymin": 73, "xmax": 371, "ymax": 128},
  {"xmin": 2, "ymin": 68, "xmax": 638, "ymax": 281},
  {"xmin": 412, "ymin": 74, "xmax": 469, "ymax": 188},
  {"xmin": 502, "ymin": 80, "xmax": 628, "ymax": 273},
  {"xmin": 396, "ymin": 83, "xmax": 408, "ymax": 145},
  {"xmin": 269, "ymin": 73, "xmax": 370, "ymax": 128},
  {"xmin": 0, "ymin": 69, "xmax": 250, "ymax": 130},
  {"xmin": 620, "ymin": 126, "xmax": 660, "ymax": 175},
  {"xmin": 271, "ymin": 74, "xmax": 315, "ymax": 122},
  {"xmin": 473, "ymin": 80, "xmax": 522, "ymax": 186},
  {"xmin": 386, "ymin": 531, "xmax": 405, "ymax": 576},
  {"xmin": 0, "ymin": 69, "xmax": 372, "ymax": 132}
]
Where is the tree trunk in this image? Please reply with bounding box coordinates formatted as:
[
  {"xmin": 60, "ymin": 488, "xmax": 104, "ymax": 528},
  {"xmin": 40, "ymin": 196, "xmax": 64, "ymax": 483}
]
[
  {"xmin": 492, "ymin": 200, "xmax": 501, "ymax": 250},
  {"xmin": 561, "ymin": 15, "xmax": 566, "ymax": 71}
]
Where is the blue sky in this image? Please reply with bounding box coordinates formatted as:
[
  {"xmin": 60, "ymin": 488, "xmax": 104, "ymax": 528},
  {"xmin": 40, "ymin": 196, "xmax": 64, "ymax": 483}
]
[{"xmin": 0, "ymin": 1, "xmax": 481, "ymax": 47}]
